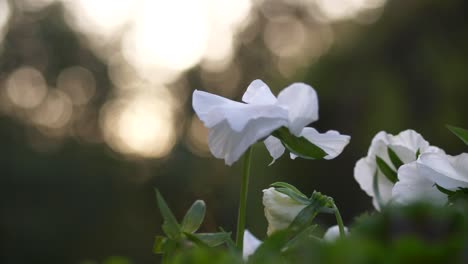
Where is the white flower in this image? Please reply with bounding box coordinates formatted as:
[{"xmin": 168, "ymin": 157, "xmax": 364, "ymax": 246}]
[
  {"xmin": 243, "ymin": 230, "xmax": 262, "ymax": 260},
  {"xmin": 262, "ymin": 187, "xmax": 307, "ymax": 236},
  {"xmin": 193, "ymin": 79, "xmax": 350, "ymax": 165},
  {"xmin": 323, "ymin": 225, "xmax": 348, "ymax": 242},
  {"xmin": 393, "ymin": 152, "xmax": 468, "ymax": 205},
  {"xmin": 354, "ymin": 130, "xmax": 441, "ymax": 210}
]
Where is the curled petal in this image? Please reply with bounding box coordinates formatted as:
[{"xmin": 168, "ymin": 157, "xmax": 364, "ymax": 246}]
[
  {"xmin": 418, "ymin": 152, "xmax": 468, "ymax": 190},
  {"xmin": 242, "ymin": 79, "xmax": 277, "ymax": 105},
  {"xmin": 277, "ymin": 83, "xmax": 318, "ymax": 136},
  {"xmin": 264, "ymin": 136, "xmax": 285, "ymax": 165},
  {"xmin": 243, "ymin": 230, "xmax": 262, "ymax": 260},
  {"xmin": 290, "ymin": 128, "xmax": 350, "ymax": 160},
  {"xmin": 393, "ymin": 162, "xmax": 447, "ymax": 206},
  {"xmin": 192, "ymin": 90, "xmax": 240, "ymax": 128},
  {"xmin": 208, "ymin": 115, "xmax": 288, "ymax": 166}
]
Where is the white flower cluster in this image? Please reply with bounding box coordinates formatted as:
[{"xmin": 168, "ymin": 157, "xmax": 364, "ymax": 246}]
[{"xmin": 354, "ymin": 130, "xmax": 468, "ymax": 209}]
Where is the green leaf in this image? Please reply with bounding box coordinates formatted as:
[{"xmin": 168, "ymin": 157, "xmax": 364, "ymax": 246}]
[
  {"xmin": 282, "ymin": 224, "xmax": 319, "ymax": 253},
  {"xmin": 181, "ymin": 200, "xmax": 206, "ymax": 233},
  {"xmin": 155, "ymin": 189, "xmax": 181, "ymax": 239},
  {"xmin": 193, "ymin": 232, "xmax": 232, "ymax": 247},
  {"xmin": 375, "ymin": 156, "xmax": 398, "ymax": 184},
  {"xmin": 288, "ymin": 192, "xmax": 332, "ymax": 234},
  {"xmin": 447, "ymin": 125, "xmax": 468, "ymax": 145},
  {"xmin": 387, "ymin": 147, "xmax": 404, "ymax": 169},
  {"xmin": 153, "ymin": 236, "xmax": 168, "ymax": 254},
  {"xmin": 272, "ymin": 127, "xmax": 327, "ymax": 159},
  {"xmin": 270, "ymin": 182, "xmax": 307, "ymax": 198},
  {"xmin": 247, "ymin": 230, "xmax": 289, "ymax": 264},
  {"xmin": 275, "ymin": 187, "xmax": 311, "ymax": 205}
]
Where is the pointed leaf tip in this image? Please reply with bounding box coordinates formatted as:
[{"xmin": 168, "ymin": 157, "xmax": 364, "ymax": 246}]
[
  {"xmin": 181, "ymin": 200, "xmax": 206, "ymax": 233},
  {"xmin": 155, "ymin": 190, "xmax": 181, "ymax": 239},
  {"xmin": 447, "ymin": 125, "xmax": 468, "ymax": 146}
]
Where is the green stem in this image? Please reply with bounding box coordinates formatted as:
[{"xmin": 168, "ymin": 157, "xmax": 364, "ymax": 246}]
[
  {"xmin": 236, "ymin": 147, "xmax": 253, "ymax": 252},
  {"xmin": 332, "ymin": 203, "xmax": 345, "ymax": 239}
]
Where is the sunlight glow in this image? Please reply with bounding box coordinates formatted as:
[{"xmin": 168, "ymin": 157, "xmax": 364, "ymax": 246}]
[
  {"xmin": 100, "ymin": 92, "xmax": 176, "ymax": 158},
  {"xmin": 0, "ymin": 0, "xmax": 11, "ymax": 43},
  {"xmin": 125, "ymin": 0, "xmax": 210, "ymax": 71},
  {"xmin": 315, "ymin": 0, "xmax": 387, "ymax": 21}
]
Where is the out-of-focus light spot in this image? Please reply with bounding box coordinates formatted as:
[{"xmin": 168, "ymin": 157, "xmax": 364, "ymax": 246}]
[
  {"xmin": 210, "ymin": 0, "xmax": 252, "ymax": 29},
  {"xmin": 124, "ymin": 0, "xmax": 210, "ymax": 72},
  {"xmin": 6, "ymin": 67, "xmax": 48, "ymax": 109},
  {"xmin": 63, "ymin": 0, "xmax": 137, "ymax": 36},
  {"xmin": 100, "ymin": 93, "xmax": 176, "ymax": 158},
  {"xmin": 185, "ymin": 115, "xmax": 210, "ymax": 157},
  {"xmin": 0, "ymin": 0, "xmax": 10, "ymax": 42},
  {"xmin": 264, "ymin": 17, "xmax": 306, "ymax": 58},
  {"xmin": 16, "ymin": 0, "xmax": 56, "ymax": 12},
  {"xmin": 32, "ymin": 89, "xmax": 73, "ymax": 129},
  {"xmin": 57, "ymin": 66, "xmax": 96, "ymax": 105},
  {"xmin": 315, "ymin": 0, "xmax": 387, "ymax": 22}
]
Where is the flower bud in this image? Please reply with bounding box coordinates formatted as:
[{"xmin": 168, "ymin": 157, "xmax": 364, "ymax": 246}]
[{"xmin": 262, "ymin": 187, "xmax": 307, "ymax": 236}]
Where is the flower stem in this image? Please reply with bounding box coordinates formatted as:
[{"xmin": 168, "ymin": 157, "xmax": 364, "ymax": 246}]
[
  {"xmin": 236, "ymin": 147, "xmax": 253, "ymax": 252},
  {"xmin": 332, "ymin": 203, "xmax": 345, "ymax": 239}
]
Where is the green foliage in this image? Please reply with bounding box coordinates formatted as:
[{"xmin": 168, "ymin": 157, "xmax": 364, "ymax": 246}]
[
  {"xmin": 272, "ymin": 127, "xmax": 327, "ymax": 159},
  {"xmin": 155, "ymin": 190, "xmax": 234, "ymax": 261},
  {"xmin": 165, "ymin": 202, "xmax": 468, "ymax": 264},
  {"xmin": 156, "ymin": 190, "xmax": 182, "ymax": 240},
  {"xmin": 447, "ymin": 125, "xmax": 468, "ymax": 145}
]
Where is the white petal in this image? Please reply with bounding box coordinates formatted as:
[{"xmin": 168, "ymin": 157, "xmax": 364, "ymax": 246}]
[
  {"xmin": 264, "ymin": 136, "xmax": 285, "ymax": 165},
  {"xmin": 243, "ymin": 230, "xmax": 262, "ymax": 260},
  {"xmin": 276, "ymin": 83, "xmax": 318, "ymax": 136},
  {"xmin": 192, "ymin": 90, "xmax": 240, "ymax": 128},
  {"xmin": 323, "ymin": 225, "xmax": 348, "ymax": 242},
  {"xmin": 353, "ymin": 158, "xmax": 394, "ymax": 211},
  {"xmin": 392, "ymin": 162, "xmax": 447, "ymax": 206},
  {"xmin": 298, "ymin": 128, "xmax": 350, "ymax": 160},
  {"xmin": 418, "ymin": 152, "xmax": 468, "ymax": 190},
  {"xmin": 208, "ymin": 114, "xmax": 288, "ymax": 165},
  {"xmin": 242, "ymin": 79, "xmax": 277, "ymax": 105}
]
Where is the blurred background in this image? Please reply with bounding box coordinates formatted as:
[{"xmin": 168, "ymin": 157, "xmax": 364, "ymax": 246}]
[{"xmin": 0, "ymin": 0, "xmax": 467, "ymax": 263}]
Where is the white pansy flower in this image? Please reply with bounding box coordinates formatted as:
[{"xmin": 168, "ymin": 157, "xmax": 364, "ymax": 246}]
[
  {"xmin": 262, "ymin": 187, "xmax": 307, "ymax": 236},
  {"xmin": 323, "ymin": 225, "xmax": 349, "ymax": 242},
  {"xmin": 393, "ymin": 152, "xmax": 468, "ymax": 205},
  {"xmin": 354, "ymin": 130, "xmax": 441, "ymax": 210},
  {"xmin": 193, "ymin": 79, "xmax": 350, "ymax": 165},
  {"xmin": 243, "ymin": 229, "xmax": 262, "ymax": 260}
]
